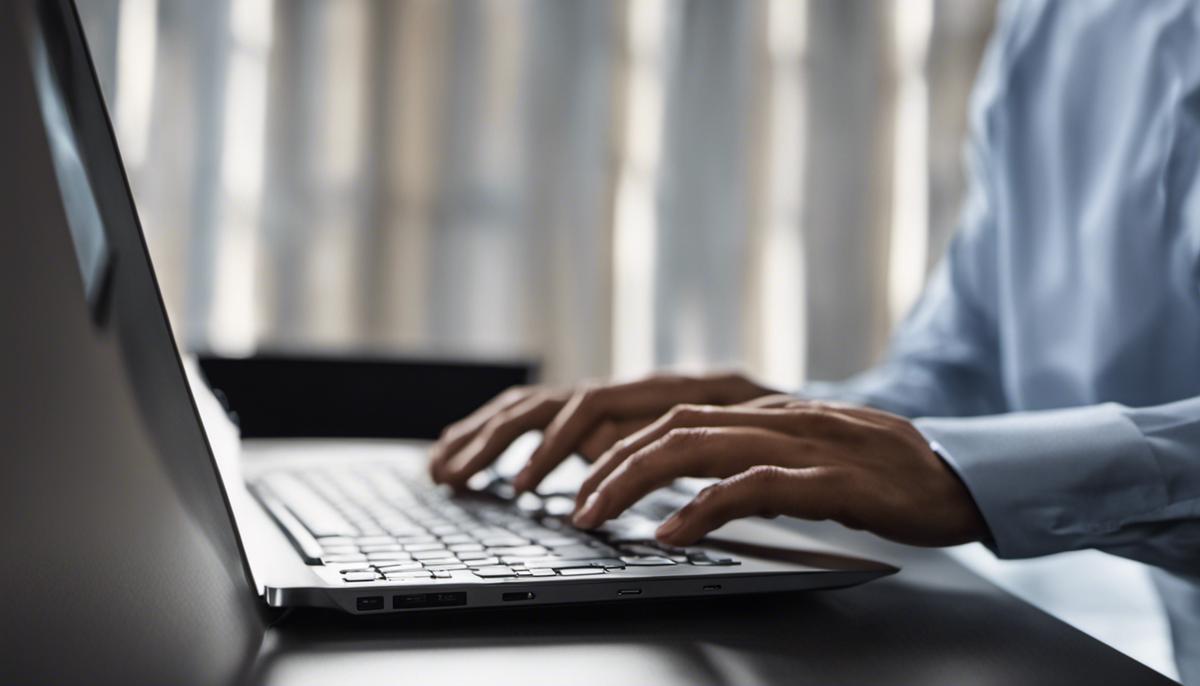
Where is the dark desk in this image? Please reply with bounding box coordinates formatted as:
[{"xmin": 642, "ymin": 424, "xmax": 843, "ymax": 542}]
[{"xmin": 250, "ymin": 519, "xmax": 1176, "ymax": 686}]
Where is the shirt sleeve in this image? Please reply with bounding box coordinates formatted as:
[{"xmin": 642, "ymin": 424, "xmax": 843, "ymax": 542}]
[
  {"xmin": 803, "ymin": 7, "xmax": 1013, "ymax": 420},
  {"xmin": 916, "ymin": 397, "xmax": 1200, "ymax": 576}
]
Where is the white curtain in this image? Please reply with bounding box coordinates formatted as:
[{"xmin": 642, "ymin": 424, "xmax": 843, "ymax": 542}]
[{"xmin": 76, "ymin": 0, "xmax": 996, "ymax": 388}]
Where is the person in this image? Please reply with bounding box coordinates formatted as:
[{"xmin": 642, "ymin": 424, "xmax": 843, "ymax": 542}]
[{"xmin": 428, "ymin": 0, "xmax": 1200, "ymax": 681}]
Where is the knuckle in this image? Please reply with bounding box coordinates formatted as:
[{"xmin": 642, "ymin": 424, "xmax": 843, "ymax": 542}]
[
  {"xmin": 492, "ymin": 407, "xmax": 519, "ymax": 427},
  {"xmin": 794, "ymin": 406, "xmax": 833, "ymax": 427},
  {"xmin": 575, "ymin": 385, "xmax": 607, "ymax": 410},
  {"xmin": 744, "ymin": 464, "xmax": 788, "ymax": 485},
  {"xmin": 478, "ymin": 413, "xmax": 513, "ymax": 444},
  {"xmin": 610, "ymin": 435, "xmax": 634, "ymax": 455},
  {"xmin": 803, "ymin": 401, "xmax": 832, "ymax": 417},
  {"xmin": 662, "ymin": 427, "xmax": 706, "ymax": 449},
  {"xmin": 692, "ymin": 483, "xmax": 722, "ymax": 507},
  {"xmin": 705, "ymin": 370, "xmax": 742, "ymax": 385},
  {"xmin": 666, "ymin": 403, "xmax": 705, "ymax": 423},
  {"xmin": 502, "ymin": 384, "xmax": 531, "ymax": 401},
  {"xmin": 624, "ymin": 450, "xmax": 656, "ymax": 475}
]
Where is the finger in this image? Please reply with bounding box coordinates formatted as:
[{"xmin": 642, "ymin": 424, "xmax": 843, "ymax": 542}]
[
  {"xmin": 576, "ymin": 417, "xmax": 653, "ymax": 462},
  {"xmin": 439, "ymin": 392, "xmax": 565, "ymax": 487},
  {"xmin": 513, "ymin": 374, "xmax": 725, "ymax": 492},
  {"xmin": 429, "ymin": 386, "xmax": 536, "ymax": 480},
  {"xmin": 777, "ymin": 399, "xmax": 900, "ymax": 428},
  {"xmin": 573, "ymin": 425, "xmax": 812, "ymax": 529},
  {"xmin": 655, "ymin": 465, "xmax": 845, "ymax": 545},
  {"xmin": 575, "ymin": 404, "xmax": 843, "ymax": 509},
  {"xmin": 737, "ymin": 393, "xmax": 798, "ymax": 408}
]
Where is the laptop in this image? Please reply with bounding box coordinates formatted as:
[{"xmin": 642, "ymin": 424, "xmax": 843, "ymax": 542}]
[{"xmin": 4, "ymin": 0, "xmax": 895, "ymax": 622}]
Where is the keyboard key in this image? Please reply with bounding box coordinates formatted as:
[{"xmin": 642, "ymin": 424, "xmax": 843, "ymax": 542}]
[
  {"xmin": 385, "ymin": 570, "xmax": 433, "ymax": 580},
  {"xmin": 687, "ymin": 552, "xmax": 740, "ymax": 566},
  {"xmin": 404, "ymin": 543, "xmax": 447, "ymax": 552},
  {"xmin": 542, "ymin": 496, "xmax": 576, "ymax": 517},
  {"xmin": 449, "ymin": 543, "xmax": 483, "ymax": 553},
  {"xmin": 472, "ymin": 566, "xmax": 518, "ymax": 578},
  {"xmin": 376, "ymin": 562, "xmax": 423, "ymax": 572},
  {"xmin": 528, "ymin": 568, "xmax": 556, "ymax": 577},
  {"xmin": 549, "ymin": 544, "xmax": 617, "ymax": 559},
  {"xmin": 383, "ymin": 525, "xmax": 426, "ymax": 537},
  {"xmin": 360, "ymin": 544, "xmax": 404, "ymax": 553},
  {"xmin": 367, "ymin": 552, "xmax": 413, "ymax": 562},
  {"xmin": 342, "ymin": 572, "xmax": 379, "ymax": 582},
  {"xmin": 355, "ymin": 536, "xmax": 396, "ymax": 545},
  {"xmin": 620, "ymin": 556, "xmax": 676, "ymax": 566},
  {"xmin": 323, "ymin": 554, "xmax": 368, "ymax": 564},
  {"xmin": 395, "ymin": 535, "xmax": 438, "ymax": 545},
  {"xmin": 620, "ymin": 543, "xmax": 669, "ymax": 557},
  {"xmin": 424, "ymin": 563, "xmax": 467, "ymax": 571},
  {"xmin": 320, "ymin": 545, "xmax": 361, "ymax": 556},
  {"xmin": 455, "ymin": 551, "xmax": 492, "ymax": 561},
  {"xmin": 479, "ymin": 536, "xmax": 528, "ymax": 548},
  {"xmin": 413, "ymin": 550, "xmax": 457, "ymax": 561},
  {"xmin": 441, "ymin": 534, "xmax": 475, "ymax": 545},
  {"xmin": 486, "ymin": 545, "xmax": 549, "ymax": 558},
  {"xmin": 316, "ymin": 536, "xmax": 355, "ymax": 546},
  {"xmin": 557, "ymin": 567, "xmax": 605, "ymax": 576},
  {"xmin": 336, "ymin": 567, "xmax": 376, "ymax": 574},
  {"xmin": 524, "ymin": 558, "xmax": 625, "ymax": 571},
  {"xmin": 465, "ymin": 557, "xmax": 502, "ymax": 568},
  {"xmin": 535, "ymin": 536, "xmax": 582, "ymax": 548},
  {"xmin": 515, "ymin": 492, "xmax": 544, "ymax": 514}
]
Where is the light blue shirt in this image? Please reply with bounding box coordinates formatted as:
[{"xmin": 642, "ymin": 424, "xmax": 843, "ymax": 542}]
[{"xmin": 807, "ymin": 0, "xmax": 1200, "ymax": 680}]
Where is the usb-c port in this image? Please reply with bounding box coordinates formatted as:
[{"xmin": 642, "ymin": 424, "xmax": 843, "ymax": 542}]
[{"xmin": 702, "ymin": 584, "xmax": 722, "ymax": 592}]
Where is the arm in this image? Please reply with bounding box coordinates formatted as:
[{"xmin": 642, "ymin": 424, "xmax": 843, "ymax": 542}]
[{"xmin": 918, "ymin": 397, "xmax": 1200, "ymax": 575}]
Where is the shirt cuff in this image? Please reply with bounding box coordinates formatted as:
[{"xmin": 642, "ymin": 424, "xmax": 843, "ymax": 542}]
[{"xmin": 913, "ymin": 403, "xmax": 1165, "ymax": 559}]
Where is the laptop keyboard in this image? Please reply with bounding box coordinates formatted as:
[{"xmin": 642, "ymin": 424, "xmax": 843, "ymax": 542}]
[{"xmin": 252, "ymin": 463, "xmax": 738, "ymax": 583}]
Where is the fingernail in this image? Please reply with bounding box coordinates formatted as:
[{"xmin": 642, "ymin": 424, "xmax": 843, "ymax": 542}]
[
  {"xmin": 572, "ymin": 492, "xmax": 603, "ymax": 528},
  {"xmin": 656, "ymin": 514, "xmax": 683, "ymax": 540}
]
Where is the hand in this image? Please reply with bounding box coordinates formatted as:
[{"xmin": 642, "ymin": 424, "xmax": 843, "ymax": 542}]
[
  {"xmin": 570, "ymin": 400, "xmax": 987, "ymax": 548},
  {"xmin": 428, "ymin": 372, "xmax": 777, "ymax": 491}
]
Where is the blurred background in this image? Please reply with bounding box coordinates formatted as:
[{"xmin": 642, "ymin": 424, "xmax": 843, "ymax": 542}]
[
  {"xmin": 73, "ymin": 0, "xmax": 990, "ymax": 388},
  {"xmin": 73, "ymin": 0, "xmax": 1174, "ymax": 679}
]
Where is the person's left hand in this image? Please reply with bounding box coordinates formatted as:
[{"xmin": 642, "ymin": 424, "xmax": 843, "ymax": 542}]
[{"xmin": 570, "ymin": 400, "xmax": 988, "ymax": 548}]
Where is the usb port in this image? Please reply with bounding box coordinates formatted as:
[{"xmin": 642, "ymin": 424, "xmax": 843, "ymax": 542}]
[
  {"xmin": 702, "ymin": 584, "xmax": 722, "ymax": 592},
  {"xmin": 393, "ymin": 592, "xmax": 467, "ymax": 609},
  {"xmin": 617, "ymin": 588, "xmax": 642, "ymax": 596},
  {"xmin": 356, "ymin": 596, "xmax": 384, "ymax": 611}
]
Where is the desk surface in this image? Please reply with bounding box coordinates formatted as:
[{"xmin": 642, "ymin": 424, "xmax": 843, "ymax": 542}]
[{"xmin": 250, "ymin": 519, "xmax": 1176, "ymax": 686}]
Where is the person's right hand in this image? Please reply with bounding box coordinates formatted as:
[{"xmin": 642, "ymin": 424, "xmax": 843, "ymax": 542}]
[{"xmin": 428, "ymin": 372, "xmax": 777, "ymax": 493}]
